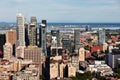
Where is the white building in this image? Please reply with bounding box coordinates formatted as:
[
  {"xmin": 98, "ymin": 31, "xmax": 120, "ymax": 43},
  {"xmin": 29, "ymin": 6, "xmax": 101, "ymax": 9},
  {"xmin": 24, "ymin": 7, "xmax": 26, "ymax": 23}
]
[
  {"xmin": 16, "ymin": 13, "xmax": 25, "ymax": 46},
  {"xmin": 88, "ymin": 61, "xmax": 113, "ymax": 76}
]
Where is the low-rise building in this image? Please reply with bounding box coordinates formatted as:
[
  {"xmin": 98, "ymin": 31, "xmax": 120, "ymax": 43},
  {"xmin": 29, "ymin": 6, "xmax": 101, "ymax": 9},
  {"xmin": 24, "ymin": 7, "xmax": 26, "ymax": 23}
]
[
  {"xmin": 0, "ymin": 72, "xmax": 11, "ymax": 80},
  {"xmin": 12, "ymin": 64, "xmax": 40, "ymax": 80},
  {"xmin": 88, "ymin": 61, "xmax": 113, "ymax": 76}
]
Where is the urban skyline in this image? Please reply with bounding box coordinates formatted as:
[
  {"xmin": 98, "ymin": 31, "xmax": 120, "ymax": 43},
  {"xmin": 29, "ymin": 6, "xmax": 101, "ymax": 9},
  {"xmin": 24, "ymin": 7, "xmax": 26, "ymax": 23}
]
[
  {"xmin": 0, "ymin": 0, "xmax": 120, "ymax": 22},
  {"xmin": 0, "ymin": 12, "xmax": 120, "ymax": 80}
]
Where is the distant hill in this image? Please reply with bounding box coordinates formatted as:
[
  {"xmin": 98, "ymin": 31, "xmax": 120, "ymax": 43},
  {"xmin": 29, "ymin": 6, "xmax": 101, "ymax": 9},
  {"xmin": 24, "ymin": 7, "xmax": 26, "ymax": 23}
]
[{"xmin": 0, "ymin": 22, "xmax": 15, "ymax": 26}]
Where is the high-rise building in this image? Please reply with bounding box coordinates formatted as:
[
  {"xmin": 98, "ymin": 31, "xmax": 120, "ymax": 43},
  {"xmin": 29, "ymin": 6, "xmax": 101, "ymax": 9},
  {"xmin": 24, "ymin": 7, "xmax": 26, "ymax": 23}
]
[
  {"xmin": 3, "ymin": 43, "xmax": 13, "ymax": 59},
  {"xmin": 51, "ymin": 30, "xmax": 62, "ymax": 56},
  {"xmin": 31, "ymin": 16, "xmax": 37, "ymax": 24},
  {"xmin": 16, "ymin": 13, "xmax": 25, "ymax": 46},
  {"xmin": 51, "ymin": 30, "xmax": 60, "ymax": 47},
  {"xmin": 98, "ymin": 28, "xmax": 105, "ymax": 45},
  {"xmin": 6, "ymin": 29, "xmax": 17, "ymax": 45},
  {"xmin": 29, "ymin": 23, "xmax": 37, "ymax": 46},
  {"xmin": 24, "ymin": 21, "xmax": 29, "ymax": 46},
  {"xmin": 62, "ymin": 38, "xmax": 72, "ymax": 53},
  {"xmin": 24, "ymin": 46, "xmax": 42, "ymax": 75},
  {"xmin": 39, "ymin": 20, "xmax": 47, "ymax": 56},
  {"xmin": 0, "ymin": 34, "xmax": 6, "ymax": 58},
  {"xmin": 108, "ymin": 49, "xmax": 120, "ymax": 68},
  {"xmin": 29, "ymin": 16, "xmax": 37, "ymax": 46},
  {"xmin": 74, "ymin": 30, "xmax": 81, "ymax": 51}
]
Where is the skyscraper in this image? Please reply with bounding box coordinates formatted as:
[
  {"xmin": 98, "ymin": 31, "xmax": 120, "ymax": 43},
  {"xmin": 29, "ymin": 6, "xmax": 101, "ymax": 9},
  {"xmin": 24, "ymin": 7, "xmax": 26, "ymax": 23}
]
[
  {"xmin": 31, "ymin": 16, "xmax": 37, "ymax": 24},
  {"xmin": 29, "ymin": 24, "xmax": 37, "ymax": 46},
  {"xmin": 39, "ymin": 20, "xmax": 47, "ymax": 56},
  {"xmin": 62, "ymin": 38, "xmax": 72, "ymax": 53},
  {"xmin": 0, "ymin": 34, "xmax": 6, "ymax": 58},
  {"xmin": 6, "ymin": 29, "xmax": 17, "ymax": 56},
  {"xmin": 16, "ymin": 13, "xmax": 25, "ymax": 46},
  {"xmin": 6, "ymin": 29, "xmax": 17, "ymax": 45},
  {"xmin": 29, "ymin": 17, "xmax": 37, "ymax": 46},
  {"xmin": 24, "ymin": 20, "xmax": 29, "ymax": 46},
  {"xmin": 51, "ymin": 30, "xmax": 60, "ymax": 47},
  {"xmin": 16, "ymin": 13, "xmax": 25, "ymax": 58},
  {"xmin": 98, "ymin": 28, "xmax": 105, "ymax": 45},
  {"xmin": 74, "ymin": 30, "xmax": 81, "ymax": 52}
]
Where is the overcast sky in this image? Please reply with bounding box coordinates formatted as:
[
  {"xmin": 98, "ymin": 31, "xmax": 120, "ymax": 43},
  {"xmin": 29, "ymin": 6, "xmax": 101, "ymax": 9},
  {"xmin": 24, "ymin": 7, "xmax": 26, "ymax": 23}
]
[{"xmin": 0, "ymin": 0, "xmax": 120, "ymax": 22}]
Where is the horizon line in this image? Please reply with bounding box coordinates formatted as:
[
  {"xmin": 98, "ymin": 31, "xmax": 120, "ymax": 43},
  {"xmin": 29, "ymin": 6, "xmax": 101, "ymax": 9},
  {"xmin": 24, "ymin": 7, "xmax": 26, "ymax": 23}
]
[{"xmin": 0, "ymin": 21, "xmax": 120, "ymax": 23}]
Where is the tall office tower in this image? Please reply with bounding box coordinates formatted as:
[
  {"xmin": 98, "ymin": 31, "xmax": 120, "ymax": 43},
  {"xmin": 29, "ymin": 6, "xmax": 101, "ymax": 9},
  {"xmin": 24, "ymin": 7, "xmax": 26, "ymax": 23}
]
[
  {"xmin": 6, "ymin": 29, "xmax": 17, "ymax": 45},
  {"xmin": 24, "ymin": 46, "xmax": 42, "ymax": 75},
  {"xmin": 29, "ymin": 18, "xmax": 37, "ymax": 46},
  {"xmin": 98, "ymin": 28, "xmax": 105, "ymax": 45},
  {"xmin": 31, "ymin": 16, "xmax": 37, "ymax": 24},
  {"xmin": 29, "ymin": 17, "xmax": 37, "ymax": 46},
  {"xmin": 0, "ymin": 34, "xmax": 6, "ymax": 58},
  {"xmin": 16, "ymin": 13, "xmax": 25, "ymax": 46},
  {"xmin": 74, "ymin": 30, "xmax": 81, "ymax": 52},
  {"xmin": 24, "ymin": 21, "xmax": 29, "ymax": 46},
  {"xmin": 39, "ymin": 20, "xmax": 47, "ymax": 56},
  {"xmin": 62, "ymin": 38, "xmax": 72, "ymax": 53},
  {"xmin": 3, "ymin": 43, "xmax": 13, "ymax": 59},
  {"xmin": 51, "ymin": 30, "xmax": 60, "ymax": 47},
  {"xmin": 79, "ymin": 47, "xmax": 85, "ymax": 61}
]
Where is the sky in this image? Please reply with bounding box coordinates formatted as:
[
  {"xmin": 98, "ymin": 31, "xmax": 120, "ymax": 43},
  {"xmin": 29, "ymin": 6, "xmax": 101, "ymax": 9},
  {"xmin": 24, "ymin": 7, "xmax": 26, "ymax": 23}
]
[{"xmin": 0, "ymin": 0, "xmax": 120, "ymax": 23}]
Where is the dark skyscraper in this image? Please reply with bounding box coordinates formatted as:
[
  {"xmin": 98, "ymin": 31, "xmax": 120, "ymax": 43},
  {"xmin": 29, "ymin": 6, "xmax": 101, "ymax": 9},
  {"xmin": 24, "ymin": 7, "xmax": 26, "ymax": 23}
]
[
  {"xmin": 39, "ymin": 20, "xmax": 47, "ymax": 56},
  {"xmin": 62, "ymin": 38, "xmax": 72, "ymax": 53},
  {"xmin": 51, "ymin": 30, "xmax": 60, "ymax": 47},
  {"xmin": 24, "ymin": 22, "xmax": 29, "ymax": 46},
  {"xmin": 74, "ymin": 30, "xmax": 81, "ymax": 51},
  {"xmin": 0, "ymin": 34, "xmax": 6, "ymax": 58}
]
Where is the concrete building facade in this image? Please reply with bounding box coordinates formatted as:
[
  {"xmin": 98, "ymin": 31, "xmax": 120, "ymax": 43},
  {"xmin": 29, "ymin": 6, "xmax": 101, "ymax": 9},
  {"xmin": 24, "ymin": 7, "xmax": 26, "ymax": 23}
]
[
  {"xmin": 24, "ymin": 46, "xmax": 42, "ymax": 75},
  {"xmin": 6, "ymin": 30, "xmax": 17, "ymax": 45},
  {"xmin": 3, "ymin": 43, "xmax": 13, "ymax": 59}
]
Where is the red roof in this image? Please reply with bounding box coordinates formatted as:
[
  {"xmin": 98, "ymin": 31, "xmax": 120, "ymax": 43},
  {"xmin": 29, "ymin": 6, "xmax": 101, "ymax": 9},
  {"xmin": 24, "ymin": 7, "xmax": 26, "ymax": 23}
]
[
  {"xmin": 85, "ymin": 51, "xmax": 91, "ymax": 58},
  {"xmin": 111, "ymin": 36, "xmax": 118, "ymax": 42},
  {"xmin": 91, "ymin": 45, "xmax": 103, "ymax": 53}
]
